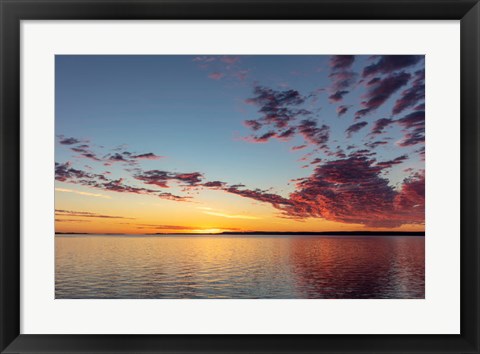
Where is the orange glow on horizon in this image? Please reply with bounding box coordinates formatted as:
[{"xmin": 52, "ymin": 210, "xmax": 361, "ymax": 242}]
[{"xmin": 54, "ymin": 184, "xmax": 425, "ymax": 235}]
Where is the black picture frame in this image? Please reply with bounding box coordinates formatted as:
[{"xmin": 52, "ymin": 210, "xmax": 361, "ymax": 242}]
[{"xmin": 1, "ymin": 0, "xmax": 479, "ymax": 353}]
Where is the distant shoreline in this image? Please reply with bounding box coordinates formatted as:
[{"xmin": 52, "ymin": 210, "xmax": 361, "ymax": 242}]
[{"xmin": 55, "ymin": 231, "xmax": 425, "ymax": 236}]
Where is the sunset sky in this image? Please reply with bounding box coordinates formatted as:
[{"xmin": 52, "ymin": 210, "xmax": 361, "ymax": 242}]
[{"xmin": 55, "ymin": 55, "xmax": 425, "ymax": 234}]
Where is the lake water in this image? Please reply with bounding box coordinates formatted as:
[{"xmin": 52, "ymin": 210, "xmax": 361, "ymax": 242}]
[{"xmin": 55, "ymin": 235, "xmax": 425, "ymax": 299}]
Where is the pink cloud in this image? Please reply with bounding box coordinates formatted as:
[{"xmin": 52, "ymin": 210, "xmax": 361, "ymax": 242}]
[
  {"xmin": 291, "ymin": 144, "xmax": 307, "ymax": 151},
  {"xmin": 220, "ymin": 56, "xmax": 240, "ymax": 64},
  {"xmin": 208, "ymin": 72, "xmax": 224, "ymax": 80}
]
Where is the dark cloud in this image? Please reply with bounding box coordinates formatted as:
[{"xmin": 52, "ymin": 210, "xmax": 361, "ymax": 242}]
[
  {"xmin": 105, "ymin": 151, "xmax": 163, "ymax": 164},
  {"xmin": 416, "ymin": 146, "xmax": 425, "ymax": 161},
  {"xmin": 366, "ymin": 77, "xmax": 381, "ymax": 86},
  {"xmin": 245, "ymin": 86, "xmax": 309, "ymax": 129},
  {"xmin": 329, "ymin": 90, "xmax": 349, "ymax": 102},
  {"xmin": 242, "ymin": 129, "xmax": 296, "ymax": 144},
  {"xmin": 277, "ymin": 127, "xmax": 296, "ymax": 141},
  {"xmin": 281, "ymin": 157, "xmax": 424, "ymax": 227},
  {"xmin": 243, "ymin": 131, "xmax": 277, "ymax": 143},
  {"xmin": 394, "ymin": 172, "xmax": 425, "ymax": 218},
  {"xmin": 396, "ymin": 110, "xmax": 425, "ymax": 147},
  {"xmin": 328, "ymin": 71, "xmax": 357, "ymax": 103},
  {"xmin": 396, "ymin": 110, "xmax": 425, "ymax": 130},
  {"xmin": 297, "ymin": 119, "xmax": 330, "ymax": 146},
  {"xmin": 355, "ymin": 72, "xmax": 411, "ymax": 118},
  {"xmin": 345, "ymin": 121, "xmax": 368, "ymax": 138},
  {"xmin": 59, "ymin": 137, "xmax": 81, "ymax": 145},
  {"xmin": 246, "ymin": 86, "xmax": 305, "ymax": 107},
  {"xmin": 175, "ymin": 172, "xmax": 204, "ymax": 185},
  {"xmin": 133, "ymin": 170, "xmax": 170, "ymax": 188},
  {"xmin": 392, "ymin": 69, "xmax": 425, "ymax": 115},
  {"xmin": 371, "ymin": 118, "xmax": 394, "ymax": 135},
  {"xmin": 80, "ymin": 152, "xmax": 101, "ymax": 161},
  {"xmin": 202, "ymin": 181, "xmax": 226, "ymax": 188},
  {"xmin": 337, "ymin": 105, "xmax": 350, "ymax": 117},
  {"xmin": 329, "ymin": 71, "xmax": 357, "ymax": 90},
  {"xmin": 285, "ymin": 158, "xmax": 394, "ymax": 223},
  {"xmin": 244, "ymin": 120, "xmax": 263, "ymax": 131},
  {"xmin": 56, "ymin": 163, "xmax": 189, "ymax": 202},
  {"xmin": 55, "ymin": 162, "xmax": 102, "ymax": 182},
  {"xmin": 327, "ymin": 57, "xmax": 357, "ymax": 103},
  {"xmin": 414, "ymin": 103, "xmax": 425, "ymax": 111},
  {"xmin": 97, "ymin": 178, "xmax": 157, "ymax": 194},
  {"xmin": 362, "ymin": 55, "xmax": 423, "ymax": 77},
  {"xmin": 157, "ymin": 192, "xmax": 192, "ymax": 202},
  {"xmin": 71, "ymin": 147, "xmax": 88, "ymax": 153},
  {"xmin": 131, "ymin": 153, "xmax": 163, "ymax": 160},
  {"xmin": 60, "ymin": 136, "xmax": 165, "ymax": 165},
  {"xmin": 242, "ymin": 86, "xmax": 322, "ymax": 148},
  {"xmin": 91, "ymin": 178, "xmax": 189, "ymax": 202},
  {"xmin": 330, "ymin": 55, "xmax": 355, "ymax": 70},
  {"xmin": 376, "ymin": 154, "xmax": 409, "ymax": 168},
  {"xmin": 333, "ymin": 150, "xmax": 347, "ymax": 159},
  {"xmin": 348, "ymin": 149, "xmax": 376, "ymax": 158},
  {"xmin": 224, "ymin": 186, "xmax": 293, "ymax": 208},
  {"xmin": 365, "ymin": 140, "xmax": 388, "ymax": 149},
  {"xmin": 108, "ymin": 153, "xmax": 128, "ymax": 162},
  {"xmin": 134, "ymin": 170, "xmax": 203, "ymax": 188}
]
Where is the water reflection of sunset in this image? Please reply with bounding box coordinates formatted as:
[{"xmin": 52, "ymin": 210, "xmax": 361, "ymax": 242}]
[
  {"xmin": 288, "ymin": 236, "xmax": 424, "ymax": 298},
  {"xmin": 56, "ymin": 235, "xmax": 424, "ymax": 299}
]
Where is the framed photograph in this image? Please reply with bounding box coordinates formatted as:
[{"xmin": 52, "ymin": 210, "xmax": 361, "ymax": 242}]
[{"xmin": 1, "ymin": 0, "xmax": 479, "ymax": 353}]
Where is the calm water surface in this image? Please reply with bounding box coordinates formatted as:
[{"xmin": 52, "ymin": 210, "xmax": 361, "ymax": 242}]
[{"xmin": 55, "ymin": 235, "xmax": 424, "ymax": 299}]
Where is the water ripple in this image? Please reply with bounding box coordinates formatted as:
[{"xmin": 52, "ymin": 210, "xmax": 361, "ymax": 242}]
[{"xmin": 55, "ymin": 235, "xmax": 424, "ymax": 299}]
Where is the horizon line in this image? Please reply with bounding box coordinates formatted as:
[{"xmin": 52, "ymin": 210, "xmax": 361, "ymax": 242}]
[{"xmin": 55, "ymin": 230, "xmax": 426, "ymax": 236}]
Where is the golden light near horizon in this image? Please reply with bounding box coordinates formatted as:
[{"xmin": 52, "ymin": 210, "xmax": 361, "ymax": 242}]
[{"xmin": 191, "ymin": 228, "xmax": 224, "ymax": 234}]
